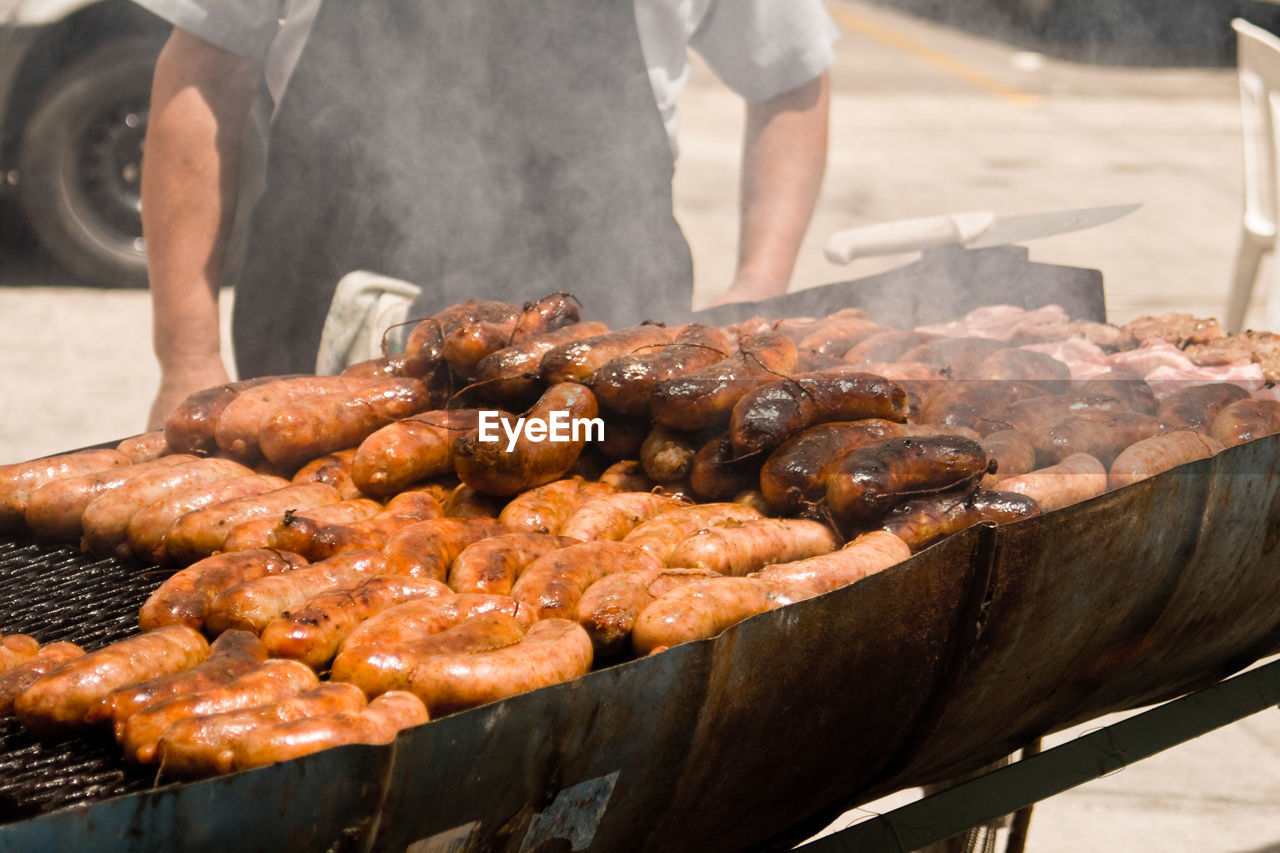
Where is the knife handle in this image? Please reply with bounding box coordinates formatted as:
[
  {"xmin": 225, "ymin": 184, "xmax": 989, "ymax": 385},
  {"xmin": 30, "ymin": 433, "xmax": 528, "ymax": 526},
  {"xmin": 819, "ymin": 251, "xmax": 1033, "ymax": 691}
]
[{"xmin": 824, "ymin": 212, "xmax": 995, "ymax": 265}]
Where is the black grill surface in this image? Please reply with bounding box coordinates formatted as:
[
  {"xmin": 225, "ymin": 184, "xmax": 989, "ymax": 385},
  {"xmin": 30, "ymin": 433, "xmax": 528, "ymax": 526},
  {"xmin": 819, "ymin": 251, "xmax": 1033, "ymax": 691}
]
[{"xmin": 0, "ymin": 536, "xmax": 174, "ymax": 824}]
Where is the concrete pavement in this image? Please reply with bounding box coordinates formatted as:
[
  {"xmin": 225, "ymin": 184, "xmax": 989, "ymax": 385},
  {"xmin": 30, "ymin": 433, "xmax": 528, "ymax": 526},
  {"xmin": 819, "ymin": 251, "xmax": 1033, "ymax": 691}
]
[{"xmin": 0, "ymin": 0, "xmax": 1278, "ymax": 849}]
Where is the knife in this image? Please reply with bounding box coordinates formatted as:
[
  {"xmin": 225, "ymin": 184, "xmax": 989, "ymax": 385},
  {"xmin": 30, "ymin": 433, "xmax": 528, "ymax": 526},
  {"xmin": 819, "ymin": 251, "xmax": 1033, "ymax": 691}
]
[{"xmin": 824, "ymin": 203, "xmax": 1141, "ymax": 265}]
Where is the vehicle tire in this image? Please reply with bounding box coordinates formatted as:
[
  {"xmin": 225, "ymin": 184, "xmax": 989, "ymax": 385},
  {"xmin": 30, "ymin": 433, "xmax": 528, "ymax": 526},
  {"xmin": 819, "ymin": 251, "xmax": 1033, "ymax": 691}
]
[{"xmin": 18, "ymin": 36, "xmax": 163, "ymax": 288}]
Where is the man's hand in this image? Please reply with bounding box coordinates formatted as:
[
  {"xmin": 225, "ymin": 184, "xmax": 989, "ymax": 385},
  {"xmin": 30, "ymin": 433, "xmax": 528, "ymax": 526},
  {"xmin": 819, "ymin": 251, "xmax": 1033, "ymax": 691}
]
[
  {"xmin": 708, "ymin": 71, "xmax": 830, "ymax": 308},
  {"xmin": 143, "ymin": 28, "xmax": 259, "ymax": 430}
]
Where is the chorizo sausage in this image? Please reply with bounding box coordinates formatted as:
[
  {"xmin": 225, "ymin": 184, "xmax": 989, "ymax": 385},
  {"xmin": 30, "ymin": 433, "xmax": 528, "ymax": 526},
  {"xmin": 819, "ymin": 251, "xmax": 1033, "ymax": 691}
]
[
  {"xmin": 631, "ymin": 576, "xmax": 803, "ymax": 655},
  {"xmin": 448, "ymin": 533, "xmax": 579, "ymax": 594},
  {"xmin": 1077, "ymin": 371, "xmax": 1158, "ymax": 415},
  {"xmin": 164, "ymin": 482, "xmax": 341, "ymax": 564},
  {"xmin": 651, "ymin": 332, "xmax": 800, "ymax": 431},
  {"xmin": 163, "ymin": 375, "xmax": 299, "ymax": 455},
  {"xmin": 898, "ymin": 337, "xmax": 1010, "ymax": 378},
  {"xmin": 15, "ymin": 626, "xmax": 210, "ymax": 734},
  {"xmin": 258, "ymin": 377, "xmax": 437, "ymax": 470},
  {"xmin": 843, "ymin": 330, "xmax": 936, "ymax": 365},
  {"xmin": 126, "ymin": 474, "xmax": 290, "ymax": 564},
  {"xmin": 980, "ymin": 394, "xmax": 1131, "ymax": 437},
  {"xmin": 540, "ymin": 325, "xmax": 678, "ymax": 385},
  {"xmin": 403, "ymin": 299, "xmax": 520, "ymax": 378},
  {"xmin": 511, "ymin": 541, "xmax": 664, "ymax": 620},
  {"xmin": 260, "ymin": 575, "xmax": 451, "ymax": 669},
  {"xmin": 597, "ymin": 459, "xmax": 654, "ymax": 493},
  {"xmin": 918, "ymin": 381, "xmax": 1047, "ymax": 432},
  {"xmin": 290, "ymin": 449, "xmax": 357, "ymax": 488},
  {"xmin": 442, "ymin": 482, "xmax": 507, "ymax": 519},
  {"xmin": 590, "ymin": 324, "xmax": 732, "ymax": 416},
  {"xmin": 214, "ymin": 375, "xmax": 368, "ymax": 463},
  {"xmin": 139, "ymin": 549, "xmax": 310, "ymax": 632},
  {"xmin": 351, "ymin": 409, "xmax": 483, "ymax": 497},
  {"xmin": 126, "ymin": 659, "xmax": 322, "ymax": 766},
  {"xmin": 222, "ymin": 498, "xmax": 383, "ymax": 552},
  {"xmin": 337, "ymin": 594, "xmax": 536, "ymax": 656},
  {"xmin": 995, "ymin": 452, "xmax": 1107, "ymax": 512},
  {"xmin": 453, "ymin": 383, "xmax": 602, "ymax": 495},
  {"xmin": 115, "ymin": 431, "xmax": 172, "ymax": 463},
  {"xmin": 0, "ymin": 448, "xmax": 131, "ymax": 531},
  {"xmin": 574, "ymin": 568, "xmax": 721, "ymax": 656},
  {"xmin": 472, "ymin": 321, "xmax": 611, "ymax": 404},
  {"xmin": 497, "ymin": 478, "xmax": 618, "ymax": 535},
  {"xmin": 443, "ymin": 292, "xmax": 580, "ymax": 378},
  {"xmin": 0, "ymin": 634, "xmax": 40, "ymax": 674},
  {"xmin": 1030, "ymin": 411, "xmax": 1169, "ymax": 468},
  {"xmin": 754, "ymin": 530, "xmax": 912, "ymax": 597},
  {"xmin": 973, "ymin": 349, "xmax": 1071, "ymax": 388},
  {"xmin": 1209, "ymin": 399, "xmax": 1280, "ymax": 448},
  {"xmin": 0, "ymin": 643, "xmax": 84, "ymax": 716},
  {"xmin": 1108, "ymin": 430, "xmax": 1224, "ymax": 490},
  {"xmin": 796, "ymin": 315, "xmax": 885, "ymax": 356},
  {"xmin": 267, "ymin": 487, "xmax": 445, "ymax": 559},
  {"xmin": 558, "ymin": 492, "xmax": 686, "ymax": 542},
  {"xmin": 621, "ymin": 502, "xmax": 764, "ymax": 563},
  {"xmin": 665, "ymin": 517, "xmax": 839, "ymax": 575},
  {"xmin": 381, "ymin": 517, "xmax": 507, "ymax": 581},
  {"xmin": 880, "ymin": 490, "xmax": 1041, "ymax": 551}
]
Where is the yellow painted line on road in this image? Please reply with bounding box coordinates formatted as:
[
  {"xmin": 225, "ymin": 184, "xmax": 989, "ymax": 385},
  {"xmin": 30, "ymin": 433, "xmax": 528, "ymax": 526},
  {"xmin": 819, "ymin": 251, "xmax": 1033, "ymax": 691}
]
[{"xmin": 827, "ymin": 4, "xmax": 1041, "ymax": 109}]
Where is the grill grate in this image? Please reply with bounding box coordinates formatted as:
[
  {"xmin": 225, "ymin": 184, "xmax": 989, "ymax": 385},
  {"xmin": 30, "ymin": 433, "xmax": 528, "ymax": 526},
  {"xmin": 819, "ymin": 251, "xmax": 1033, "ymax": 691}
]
[{"xmin": 0, "ymin": 536, "xmax": 174, "ymax": 824}]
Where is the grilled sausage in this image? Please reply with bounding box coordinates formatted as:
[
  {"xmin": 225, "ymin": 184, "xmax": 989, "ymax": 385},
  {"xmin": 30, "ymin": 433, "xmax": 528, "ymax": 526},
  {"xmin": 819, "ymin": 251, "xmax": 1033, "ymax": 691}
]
[
  {"xmin": 843, "ymin": 330, "xmax": 936, "ymax": 365},
  {"xmin": 1156, "ymin": 382, "xmax": 1252, "ymax": 432},
  {"xmin": 621, "ymin": 503, "xmax": 764, "ymax": 563},
  {"xmin": 454, "ymin": 383, "xmax": 602, "ymax": 495},
  {"xmin": 214, "ymin": 375, "xmax": 368, "ymax": 463},
  {"xmin": 730, "ymin": 369, "xmax": 909, "ymax": 456},
  {"xmin": 880, "ymin": 490, "xmax": 1042, "ymax": 551},
  {"xmin": 973, "ymin": 349, "xmax": 1072, "ymax": 388},
  {"xmin": 511, "ymin": 541, "xmax": 665, "ymax": 620},
  {"xmin": 472, "ymin": 321, "xmax": 612, "ymax": 403},
  {"xmin": 229, "ymin": 690, "xmax": 429, "ymax": 774},
  {"xmin": 796, "ymin": 315, "xmax": 885, "ymax": 356},
  {"xmin": 1108, "ymin": 430, "xmax": 1224, "ymax": 490},
  {"xmin": 258, "ymin": 377, "xmax": 437, "ymax": 470},
  {"xmin": 0, "ymin": 635, "xmax": 40, "ymax": 674},
  {"xmin": 448, "ymin": 533, "xmax": 579, "ymax": 594},
  {"xmin": 597, "ymin": 459, "xmax": 654, "ymax": 493},
  {"xmin": 87, "ymin": 630, "xmax": 267, "ymax": 737},
  {"xmin": 126, "ymin": 659, "xmax": 322, "ymax": 766},
  {"xmin": 399, "ymin": 618, "xmax": 593, "ymax": 716},
  {"xmin": 825, "ymin": 435, "xmax": 994, "ymax": 530},
  {"xmin": 341, "ymin": 354, "xmax": 408, "ymax": 379},
  {"xmin": 918, "ymin": 381, "xmax": 1048, "ymax": 432},
  {"xmin": 688, "ymin": 431, "xmax": 760, "ymax": 501},
  {"xmin": 979, "ymin": 429, "xmax": 1037, "ymax": 486},
  {"xmin": 590, "ymin": 324, "xmax": 732, "ymax": 416},
  {"xmin": 540, "ymin": 325, "xmax": 678, "ymax": 385},
  {"xmin": 15, "ymin": 626, "xmax": 210, "ymax": 734},
  {"xmin": 337, "ymin": 594, "xmax": 536, "ymax": 655},
  {"xmin": 382, "ymin": 518, "xmax": 507, "ymax": 581},
  {"xmin": 205, "ymin": 550, "xmax": 389, "ymax": 635},
  {"xmin": 980, "ymin": 394, "xmax": 1131, "ymax": 437},
  {"xmin": 164, "ymin": 482, "xmax": 341, "ymax": 564},
  {"xmin": 126, "ymin": 474, "xmax": 291, "ymax": 564},
  {"xmin": 443, "ymin": 292, "xmax": 580, "ymax": 377},
  {"xmin": 574, "ymin": 568, "xmax": 721, "ymax": 656},
  {"xmin": 0, "ymin": 643, "xmax": 84, "ymax": 716},
  {"xmin": 640, "ymin": 425, "xmax": 702, "ymax": 484},
  {"xmin": 351, "ymin": 409, "xmax": 482, "ymax": 497},
  {"xmin": 651, "ymin": 332, "xmax": 800, "ymax": 431},
  {"xmin": 442, "ymin": 482, "xmax": 507, "ymax": 519},
  {"xmin": 116, "ymin": 431, "xmax": 172, "ymax": 463},
  {"xmin": 1030, "ymin": 411, "xmax": 1169, "ymax": 468},
  {"xmin": 403, "ymin": 299, "xmax": 521, "ymax": 378},
  {"xmin": 631, "ymin": 576, "xmax": 803, "ymax": 655},
  {"xmin": 80, "ymin": 458, "xmax": 253, "ymax": 554},
  {"xmin": 754, "ymin": 530, "xmax": 912, "ymax": 597},
  {"xmin": 759, "ymin": 420, "xmax": 912, "ymax": 515},
  {"xmin": 332, "ymin": 610, "xmax": 529, "ymax": 698},
  {"xmin": 1077, "ymin": 371, "xmax": 1158, "ymax": 415},
  {"xmin": 139, "ymin": 549, "xmax": 310, "ymax": 632},
  {"xmin": 664, "ymin": 517, "xmax": 839, "ymax": 575},
  {"xmin": 498, "ymin": 478, "xmax": 618, "ymax": 534},
  {"xmin": 290, "ymin": 449, "xmax": 357, "ymax": 488},
  {"xmin": 163, "ymin": 376, "xmax": 298, "ymax": 455},
  {"xmin": 222, "ymin": 498, "xmax": 383, "ymax": 552},
  {"xmin": 557, "ymin": 492, "xmax": 686, "ymax": 542},
  {"xmin": 995, "ymin": 452, "xmax": 1107, "ymax": 512},
  {"xmin": 277, "ymin": 488, "xmax": 446, "ymax": 560},
  {"xmin": 261, "ymin": 575, "xmax": 451, "ymax": 669},
  {"xmin": 1209, "ymin": 399, "xmax": 1280, "ymax": 448},
  {"xmin": 24, "ymin": 454, "xmax": 198, "ymax": 541},
  {"xmin": 898, "ymin": 337, "xmax": 1010, "ymax": 378},
  {"xmin": 0, "ymin": 448, "xmax": 132, "ymax": 531}
]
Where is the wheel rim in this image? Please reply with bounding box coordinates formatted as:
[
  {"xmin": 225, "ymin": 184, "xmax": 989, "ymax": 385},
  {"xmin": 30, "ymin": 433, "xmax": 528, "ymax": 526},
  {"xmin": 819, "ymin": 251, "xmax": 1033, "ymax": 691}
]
[{"xmin": 63, "ymin": 94, "xmax": 148, "ymax": 256}]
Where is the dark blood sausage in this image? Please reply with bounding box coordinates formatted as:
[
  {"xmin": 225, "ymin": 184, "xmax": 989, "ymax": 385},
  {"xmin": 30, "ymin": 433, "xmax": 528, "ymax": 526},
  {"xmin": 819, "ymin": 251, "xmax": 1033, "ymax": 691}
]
[
  {"xmin": 898, "ymin": 337, "xmax": 1010, "ymax": 378},
  {"xmin": 116, "ymin": 431, "xmax": 172, "ymax": 463},
  {"xmin": 881, "ymin": 489, "xmax": 1042, "ymax": 551},
  {"xmin": 24, "ymin": 454, "xmax": 199, "ymax": 542},
  {"xmin": 651, "ymin": 332, "xmax": 800, "ymax": 432},
  {"xmin": 1155, "ymin": 382, "xmax": 1252, "ymax": 432},
  {"xmin": 760, "ymin": 420, "xmax": 971, "ymax": 516},
  {"xmin": 729, "ymin": 368, "xmax": 908, "ymax": 455},
  {"xmin": 402, "ymin": 299, "xmax": 520, "ymax": 378},
  {"xmin": 539, "ymin": 325, "xmax": 678, "ymax": 386},
  {"xmin": 139, "ymin": 549, "xmax": 310, "ymax": 632},
  {"xmin": 80, "ymin": 457, "xmax": 254, "ymax": 554},
  {"xmin": 214, "ymin": 375, "xmax": 368, "ymax": 463},
  {"xmin": 979, "ymin": 394, "xmax": 1131, "ymax": 436},
  {"xmin": 972, "ymin": 349, "xmax": 1072, "ymax": 388},
  {"xmin": 261, "ymin": 575, "xmax": 452, "ymax": 669},
  {"xmin": 381, "ymin": 518, "xmax": 507, "ymax": 581},
  {"xmin": 1209, "ymin": 399, "xmax": 1280, "ymax": 447},
  {"xmin": 126, "ymin": 473, "xmax": 290, "ymax": 564},
  {"xmin": 689, "ymin": 431, "xmax": 759, "ymax": 501},
  {"xmin": 453, "ymin": 383, "xmax": 601, "ymax": 495},
  {"xmin": 979, "ymin": 429, "xmax": 1037, "ymax": 486},
  {"xmin": 0, "ymin": 448, "xmax": 132, "ymax": 531},
  {"xmin": 257, "ymin": 377, "xmax": 437, "ymax": 471},
  {"xmin": 87, "ymin": 630, "xmax": 267, "ymax": 737},
  {"xmin": 0, "ymin": 643, "xmax": 85, "ymax": 716},
  {"xmin": 919, "ymin": 381, "xmax": 1048, "ymax": 432},
  {"xmin": 590, "ymin": 324, "xmax": 732, "ymax": 417},
  {"xmin": 443, "ymin": 292, "xmax": 580, "ymax": 378},
  {"xmin": 1076, "ymin": 370, "xmax": 1158, "ymax": 415},
  {"xmin": 163, "ymin": 375, "xmax": 297, "ymax": 456},
  {"xmin": 640, "ymin": 425, "xmax": 702, "ymax": 484},
  {"xmin": 843, "ymin": 330, "xmax": 935, "ymax": 365},
  {"xmin": 351, "ymin": 409, "xmax": 482, "ymax": 497},
  {"xmin": 1030, "ymin": 411, "xmax": 1169, "ymax": 468},
  {"xmin": 15, "ymin": 626, "xmax": 210, "ymax": 734},
  {"xmin": 472, "ymin": 321, "xmax": 611, "ymax": 404},
  {"xmin": 825, "ymin": 435, "xmax": 994, "ymax": 531}
]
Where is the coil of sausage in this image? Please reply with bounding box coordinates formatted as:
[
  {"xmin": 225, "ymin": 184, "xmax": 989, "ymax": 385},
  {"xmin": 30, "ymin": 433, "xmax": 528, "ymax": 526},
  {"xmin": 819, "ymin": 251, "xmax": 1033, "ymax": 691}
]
[{"xmin": 139, "ymin": 549, "xmax": 309, "ymax": 632}]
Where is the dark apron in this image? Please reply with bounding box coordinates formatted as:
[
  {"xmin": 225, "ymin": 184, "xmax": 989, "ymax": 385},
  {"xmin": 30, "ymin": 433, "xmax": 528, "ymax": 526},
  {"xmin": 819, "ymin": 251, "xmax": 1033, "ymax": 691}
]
[{"xmin": 233, "ymin": 0, "xmax": 693, "ymax": 377}]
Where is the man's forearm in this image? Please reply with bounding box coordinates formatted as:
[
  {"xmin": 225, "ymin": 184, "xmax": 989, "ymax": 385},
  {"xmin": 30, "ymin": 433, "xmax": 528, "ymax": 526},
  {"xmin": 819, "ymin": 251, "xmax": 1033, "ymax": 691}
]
[
  {"xmin": 720, "ymin": 71, "xmax": 830, "ymax": 304},
  {"xmin": 143, "ymin": 29, "xmax": 259, "ymax": 375}
]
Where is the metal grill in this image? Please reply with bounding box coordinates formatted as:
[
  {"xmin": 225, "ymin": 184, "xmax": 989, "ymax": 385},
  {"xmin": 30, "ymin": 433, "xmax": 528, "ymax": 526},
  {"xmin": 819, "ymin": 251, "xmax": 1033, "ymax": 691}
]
[{"xmin": 0, "ymin": 537, "xmax": 170, "ymax": 824}]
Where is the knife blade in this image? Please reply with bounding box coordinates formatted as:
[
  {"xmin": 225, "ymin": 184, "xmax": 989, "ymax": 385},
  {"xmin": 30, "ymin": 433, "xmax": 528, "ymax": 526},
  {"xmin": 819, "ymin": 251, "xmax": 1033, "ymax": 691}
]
[{"xmin": 966, "ymin": 202, "xmax": 1140, "ymax": 248}]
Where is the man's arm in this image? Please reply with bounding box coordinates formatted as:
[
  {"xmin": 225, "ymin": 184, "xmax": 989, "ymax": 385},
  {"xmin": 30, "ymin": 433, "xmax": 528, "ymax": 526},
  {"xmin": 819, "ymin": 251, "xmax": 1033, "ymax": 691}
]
[
  {"xmin": 709, "ymin": 71, "xmax": 830, "ymax": 307},
  {"xmin": 143, "ymin": 28, "xmax": 261, "ymax": 430}
]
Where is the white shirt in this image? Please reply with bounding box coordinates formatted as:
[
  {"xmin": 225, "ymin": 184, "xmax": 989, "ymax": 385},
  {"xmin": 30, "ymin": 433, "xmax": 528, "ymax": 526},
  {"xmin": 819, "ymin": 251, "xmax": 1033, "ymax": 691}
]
[{"xmin": 134, "ymin": 0, "xmax": 838, "ymax": 153}]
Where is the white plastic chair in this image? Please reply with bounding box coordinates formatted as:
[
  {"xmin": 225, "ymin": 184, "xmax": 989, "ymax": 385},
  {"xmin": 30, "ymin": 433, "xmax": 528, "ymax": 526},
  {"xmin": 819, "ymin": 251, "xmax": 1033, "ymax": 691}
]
[{"xmin": 1226, "ymin": 18, "xmax": 1280, "ymax": 333}]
